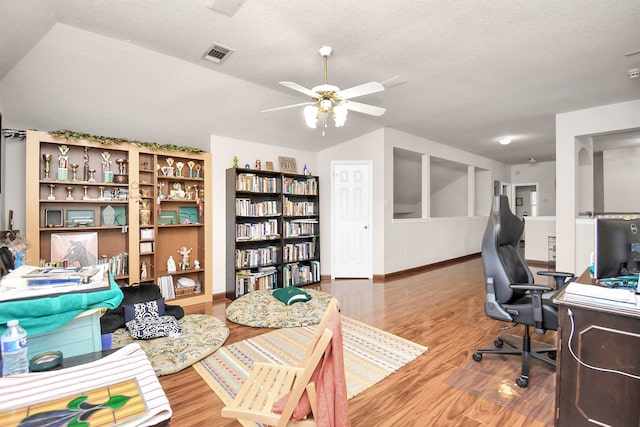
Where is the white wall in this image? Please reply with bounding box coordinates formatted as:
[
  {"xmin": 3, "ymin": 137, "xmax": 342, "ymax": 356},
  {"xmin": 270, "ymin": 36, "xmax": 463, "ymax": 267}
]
[
  {"xmin": 510, "ymin": 160, "xmax": 556, "ymax": 216},
  {"xmin": 383, "ymin": 128, "xmax": 510, "ymax": 274},
  {"xmin": 210, "ymin": 135, "xmax": 318, "ymax": 295},
  {"xmin": 317, "ymin": 129, "xmax": 386, "ymax": 276},
  {"xmin": 556, "ymin": 99, "xmax": 640, "ymax": 273},
  {"xmin": 603, "ymin": 146, "xmax": 640, "ymax": 212}
]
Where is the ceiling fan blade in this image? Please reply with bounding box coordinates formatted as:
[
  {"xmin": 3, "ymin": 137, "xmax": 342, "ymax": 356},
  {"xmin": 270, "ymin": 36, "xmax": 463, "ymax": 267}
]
[
  {"xmin": 279, "ymin": 81, "xmax": 317, "ymax": 99},
  {"xmin": 339, "ymin": 81, "xmax": 384, "ymax": 100},
  {"xmin": 344, "ymin": 100, "xmax": 386, "ymax": 116},
  {"xmin": 261, "ymin": 102, "xmax": 315, "ymax": 113}
]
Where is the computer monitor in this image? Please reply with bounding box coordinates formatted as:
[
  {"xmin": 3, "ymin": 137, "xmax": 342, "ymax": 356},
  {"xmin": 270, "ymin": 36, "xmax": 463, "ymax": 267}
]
[{"xmin": 594, "ymin": 218, "xmax": 640, "ymax": 279}]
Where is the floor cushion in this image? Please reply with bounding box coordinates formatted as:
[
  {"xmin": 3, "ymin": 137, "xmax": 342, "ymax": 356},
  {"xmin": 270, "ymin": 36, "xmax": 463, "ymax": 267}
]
[
  {"xmin": 111, "ymin": 314, "xmax": 229, "ymax": 376},
  {"xmin": 226, "ymin": 288, "xmax": 337, "ymax": 328}
]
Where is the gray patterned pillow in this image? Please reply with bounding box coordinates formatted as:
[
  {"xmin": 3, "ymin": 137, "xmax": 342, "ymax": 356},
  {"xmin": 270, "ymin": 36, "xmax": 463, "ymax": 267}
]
[{"xmin": 126, "ymin": 315, "xmax": 182, "ymax": 340}]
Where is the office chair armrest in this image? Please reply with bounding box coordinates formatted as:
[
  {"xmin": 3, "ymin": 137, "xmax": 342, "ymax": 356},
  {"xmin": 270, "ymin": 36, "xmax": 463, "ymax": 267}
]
[
  {"xmin": 536, "ymin": 271, "xmax": 575, "ymax": 289},
  {"xmin": 509, "ymin": 283, "xmax": 551, "ymax": 334},
  {"xmin": 509, "ymin": 283, "xmax": 553, "ymax": 292}
]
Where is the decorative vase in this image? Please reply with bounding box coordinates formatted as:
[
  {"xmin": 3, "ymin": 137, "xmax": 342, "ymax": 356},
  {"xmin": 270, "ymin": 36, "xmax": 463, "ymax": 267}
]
[
  {"xmin": 139, "ymin": 208, "xmax": 151, "ymax": 225},
  {"xmin": 139, "ymin": 199, "xmax": 151, "ymax": 225}
]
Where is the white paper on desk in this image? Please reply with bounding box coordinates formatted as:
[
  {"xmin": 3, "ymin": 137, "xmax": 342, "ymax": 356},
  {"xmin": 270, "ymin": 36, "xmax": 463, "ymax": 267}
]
[
  {"xmin": 0, "ymin": 344, "xmax": 172, "ymax": 427},
  {"xmin": 564, "ymin": 282, "xmax": 637, "ymax": 304},
  {"xmin": 0, "ymin": 264, "xmax": 109, "ymax": 302}
]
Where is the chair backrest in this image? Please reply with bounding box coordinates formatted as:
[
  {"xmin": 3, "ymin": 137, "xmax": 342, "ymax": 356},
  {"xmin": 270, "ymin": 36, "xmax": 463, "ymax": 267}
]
[
  {"xmin": 273, "ymin": 299, "xmax": 339, "ymax": 426},
  {"xmin": 482, "ymin": 195, "xmax": 534, "ymax": 306},
  {"xmin": 300, "ymin": 298, "xmax": 339, "ymax": 366}
]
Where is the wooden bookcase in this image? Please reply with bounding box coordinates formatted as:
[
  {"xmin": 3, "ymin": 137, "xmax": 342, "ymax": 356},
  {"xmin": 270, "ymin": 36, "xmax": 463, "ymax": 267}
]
[
  {"xmin": 226, "ymin": 167, "xmax": 320, "ymax": 299},
  {"xmin": 25, "ymin": 131, "xmax": 212, "ymax": 307}
]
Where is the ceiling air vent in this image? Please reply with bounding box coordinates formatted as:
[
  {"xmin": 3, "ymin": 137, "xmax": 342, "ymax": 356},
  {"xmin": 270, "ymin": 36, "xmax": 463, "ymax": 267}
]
[{"xmin": 202, "ymin": 43, "xmax": 233, "ymax": 64}]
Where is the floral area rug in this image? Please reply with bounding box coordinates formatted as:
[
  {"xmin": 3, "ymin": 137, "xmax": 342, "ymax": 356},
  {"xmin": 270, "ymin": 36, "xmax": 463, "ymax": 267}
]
[
  {"xmin": 111, "ymin": 314, "xmax": 229, "ymax": 376},
  {"xmin": 225, "ymin": 288, "xmax": 336, "ymax": 328}
]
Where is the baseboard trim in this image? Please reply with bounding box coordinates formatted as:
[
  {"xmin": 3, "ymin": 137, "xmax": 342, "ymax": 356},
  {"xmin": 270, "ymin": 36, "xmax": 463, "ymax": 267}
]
[{"xmin": 372, "ymin": 253, "xmax": 481, "ymax": 282}]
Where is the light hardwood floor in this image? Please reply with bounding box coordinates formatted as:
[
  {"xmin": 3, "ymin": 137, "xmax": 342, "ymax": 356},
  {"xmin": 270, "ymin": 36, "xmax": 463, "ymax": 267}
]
[{"xmin": 159, "ymin": 256, "xmax": 557, "ymax": 426}]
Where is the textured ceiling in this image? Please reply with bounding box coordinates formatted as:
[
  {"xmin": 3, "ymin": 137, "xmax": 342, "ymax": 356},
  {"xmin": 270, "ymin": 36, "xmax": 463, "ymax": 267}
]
[{"xmin": 1, "ymin": 0, "xmax": 639, "ymax": 164}]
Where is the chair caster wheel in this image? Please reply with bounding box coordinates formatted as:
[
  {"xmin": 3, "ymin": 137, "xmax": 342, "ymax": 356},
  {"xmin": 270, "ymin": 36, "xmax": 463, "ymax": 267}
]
[
  {"xmin": 494, "ymin": 339, "xmax": 504, "ymax": 348},
  {"xmin": 516, "ymin": 377, "xmax": 528, "ymax": 388},
  {"xmin": 548, "ymin": 351, "xmax": 557, "ymax": 360},
  {"xmin": 472, "ymin": 353, "xmax": 482, "ymax": 362}
]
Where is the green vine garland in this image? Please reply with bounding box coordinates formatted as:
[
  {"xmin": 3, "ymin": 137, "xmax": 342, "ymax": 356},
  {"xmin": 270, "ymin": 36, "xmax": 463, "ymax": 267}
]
[{"xmin": 49, "ymin": 130, "xmax": 203, "ymax": 153}]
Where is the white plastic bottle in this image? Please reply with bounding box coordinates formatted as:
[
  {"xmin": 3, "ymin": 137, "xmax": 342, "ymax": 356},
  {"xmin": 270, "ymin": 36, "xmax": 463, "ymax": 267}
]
[{"xmin": 1, "ymin": 319, "xmax": 29, "ymax": 376}]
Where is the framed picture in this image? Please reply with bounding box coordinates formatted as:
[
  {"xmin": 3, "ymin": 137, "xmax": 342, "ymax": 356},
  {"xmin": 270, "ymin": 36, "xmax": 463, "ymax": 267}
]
[
  {"xmin": 51, "ymin": 232, "xmax": 98, "ymax": 267},
  {"xmin": 158, "ymin": 210, "xmax": 178, "ymax": 225},
  {"xmin": 44, "ymin": 209, "xmax": 64, "ymax": 227},
  {"xmin": 278, "ymin": 156, "xmax": 298, "ymax": 174},
  {"xmin": 265, "ymin": 161, "xmax": 274, "ymax": 171},
  {"xmin": 179, "ymin": 206, "xmax": 199, "ymax": 224},
  {"xmin": 140, "ymin": 241, "xmax": 153, "ymax": 254},
  {"xmin": 516, "ymin": 197, "xmax": 523, "ymax": 206},
  {"xmin": 66, "ymin": 210, "xmax": 95, "ymax": 227},
  {"xmin": 140, "ymin": 228, "xmax": 154, "ymax": 240}
]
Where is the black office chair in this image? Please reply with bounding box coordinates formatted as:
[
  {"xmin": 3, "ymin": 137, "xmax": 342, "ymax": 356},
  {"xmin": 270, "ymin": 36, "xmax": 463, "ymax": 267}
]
[{"xmin": 473, "ymin": 195, "xmax": 574, "ymax": 388}]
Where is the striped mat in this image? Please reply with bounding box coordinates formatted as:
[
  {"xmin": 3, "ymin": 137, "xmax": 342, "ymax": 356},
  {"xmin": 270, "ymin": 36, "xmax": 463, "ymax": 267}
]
[{"xmin": 194, "ymin": 316, "xmax": 427, "ymax": 424}]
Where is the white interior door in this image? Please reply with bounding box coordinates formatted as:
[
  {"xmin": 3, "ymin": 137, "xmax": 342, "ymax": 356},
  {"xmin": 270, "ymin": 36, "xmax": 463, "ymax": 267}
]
[{"xmin": 331, "ymin": 162, "xmax": 372, "ymax": 279}]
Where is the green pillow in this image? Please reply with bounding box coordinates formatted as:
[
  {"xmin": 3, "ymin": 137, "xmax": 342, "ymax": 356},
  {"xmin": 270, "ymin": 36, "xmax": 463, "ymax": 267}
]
[{"xmin": 272, "ymin": 287, "xmax": 312, "ymax": 305}]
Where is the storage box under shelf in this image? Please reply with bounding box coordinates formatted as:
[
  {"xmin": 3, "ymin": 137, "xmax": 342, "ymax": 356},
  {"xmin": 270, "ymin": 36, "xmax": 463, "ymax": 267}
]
[
  {"xmin": 28, "ymin": 309, "xmax": 102, "ymax": 359},
  {"xmin": 175, "ymin": 286, "xmax": 196, "ymax": 296}
]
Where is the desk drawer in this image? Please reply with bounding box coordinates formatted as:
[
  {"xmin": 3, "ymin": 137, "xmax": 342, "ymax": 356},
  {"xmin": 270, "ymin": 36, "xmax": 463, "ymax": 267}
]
[{"xmin": 28, "ymin": 310, "xmax": 102, "ymax": 359}]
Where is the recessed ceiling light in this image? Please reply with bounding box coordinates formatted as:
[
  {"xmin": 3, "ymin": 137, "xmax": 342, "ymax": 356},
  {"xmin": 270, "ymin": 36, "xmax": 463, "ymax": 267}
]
[{"xmin": 499, "ymin": 138, "xmax": 512, "ymax": 145}]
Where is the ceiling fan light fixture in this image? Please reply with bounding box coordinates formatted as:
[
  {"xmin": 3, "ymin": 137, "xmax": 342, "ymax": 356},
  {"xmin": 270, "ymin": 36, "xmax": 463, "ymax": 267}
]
[
  {"xmin": 499, "ymin": 138, "xmax": 512, "ymax": 145},
  {"xmin": 304, "ymin": 105, "xmax": 318, "ymax": 128},
  {"xmin": 333, "ymin": 105, "xmax": 348, "ymax": 127}
]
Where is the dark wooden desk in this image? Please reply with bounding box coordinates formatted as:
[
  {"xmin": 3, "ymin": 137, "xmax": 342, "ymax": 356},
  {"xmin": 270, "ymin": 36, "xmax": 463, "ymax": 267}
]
[{"xmin": 554, "ymin": 270, "xmax": 640, "ymax": 426}]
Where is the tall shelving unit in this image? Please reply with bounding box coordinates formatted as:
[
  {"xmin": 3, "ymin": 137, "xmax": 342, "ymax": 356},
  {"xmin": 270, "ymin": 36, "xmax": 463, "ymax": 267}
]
[
  {"xmin": 226, "ymin": 167, "xmax": 320, "ymax": 300},
  {"xmin": 25, "ymin": 131, "xmax": 213, "ymax": 307}
]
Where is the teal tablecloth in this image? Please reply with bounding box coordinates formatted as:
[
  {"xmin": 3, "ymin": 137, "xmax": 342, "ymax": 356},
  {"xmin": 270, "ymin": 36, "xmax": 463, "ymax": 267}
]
[{"xmin": 0, "ymin": 276, "xmax": 123, "ymax": 335}]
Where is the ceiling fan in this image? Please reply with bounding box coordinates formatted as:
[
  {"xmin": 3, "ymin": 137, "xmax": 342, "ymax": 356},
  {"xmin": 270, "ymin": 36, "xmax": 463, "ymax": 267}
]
[{"xmin": 262, "ymin": 46, "xmax": 386, "ymax": 132}]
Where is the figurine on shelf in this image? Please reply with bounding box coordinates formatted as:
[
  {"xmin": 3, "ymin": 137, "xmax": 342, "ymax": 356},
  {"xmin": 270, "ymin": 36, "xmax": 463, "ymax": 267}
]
[
  {"xmin": 303, "ymin": 164, "xmax": 310, "ymax": 176},
  {"xmin": 178, "ymin": 246, "xmax": 192, "ymax": 270},
  {"xmin": 255, "ymin": 159, "xmax": 261, "ymax": 170},
  {"xmin": 141, "ymin": 262, "xmax": 148, "ymax": 280},
  {"xmin": 167, "ymin": 255, "xmax": 177, "ymax": 273},
  {"xmin": 194, "ymin": 259, "xmax": 200, "ymax": 269},
  {"xmin": 232, "ymin": 156, "xmax": 239, "ymax": 168}
]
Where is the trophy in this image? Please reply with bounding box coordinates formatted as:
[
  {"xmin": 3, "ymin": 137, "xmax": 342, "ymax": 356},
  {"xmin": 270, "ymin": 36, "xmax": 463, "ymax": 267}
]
[
  {"xmin": 42, "ymin": 154, "xmax": 52, "ymax": 180},
  {"xmin": 88, "ymin": 169, "xmax": 96, "ymax": 182},
  {"xmin": 48, "ymin": 184, "xmax": 56, "ymax": 200},
  {"xmin": 70, "ymin": 164, "xmax": 79, "ymax": 181},
  {"xmin": 57, "ymin": 145, "xmax": 70, "ymax": 181},
  {"xmin": 114, "ymin": 158, "xmax": 128, "ymax": 183},
  {"xmin": 195, "ymin": 164, "xmax": 202, "ymax": 178},
  {"xmin": 188, "ymin": 161, "xmax": 195, "ymax": 177},
  {"xmin": 101, "ymin": 151, "xmax": 113, "ymax": 183},
  {"xmin": 82, "ymin": 185, "xmax": 90, "ymax": 200},
  {"xmin": 65, "ymin": 186, "xmax": 74, "ymax": 200},
  {"xmin": 165, "ymin": 157, "xmax": 174, "ymax": 176},
  {"xmin": 83, "ymin": 146, "xmax": 90, "ymax": 181},
  {"xmin": 98, "ymin": 186, "xmax": 106, "ymax": 201},
  {"xmin": 175, "ymin": 161, "xmax": 184, "ymax": 177}
]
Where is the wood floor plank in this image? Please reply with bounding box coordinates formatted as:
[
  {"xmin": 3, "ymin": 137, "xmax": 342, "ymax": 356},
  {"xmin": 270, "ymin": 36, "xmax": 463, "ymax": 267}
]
[{"xmin": 159, "ymin": 256, "xmax": 556, "ymax": 426}]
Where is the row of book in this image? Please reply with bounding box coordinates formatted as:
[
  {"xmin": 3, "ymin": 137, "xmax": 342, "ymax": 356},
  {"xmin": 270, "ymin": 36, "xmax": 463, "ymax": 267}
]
[
  {"xmin": 283, "ymin": 177, "xmax": 318, "ymax": 195},
  {"xmin": 99, "ymin": 252, "xmax": 128, "ymax": 277},
  {"xmin": 283, "ymin": 241, "xmax": 317, "ymax": 263},
  {"xmin": 283, "ymin": 198, "xmax": 316, "ymax": 216},
  {"xmin": 283, "ymin": 220, "xmax": 317, "ymax": 238},
  {"xmin": 283, "ymin": 261, "xmax": 320, "ymax": 287},
  {"xmin": 236, "ymin": 174, "xmax": 279, "ymax": 193},
  {"xmin": 235, "ymin": 198, "xmax": 281, "ymax": 217},
  {"xmin": 236, "ymin": 219, "xmax": 280, "ymax": 241},
  {"xmin": 235, "ymin": 246, "xmax": 280, "ymax": 269},
  {"xmin": 235, "ymin": 267, "xmax": 278, "ymax": 296}
]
